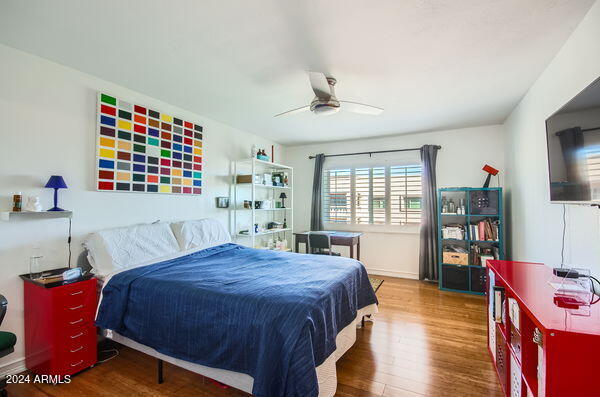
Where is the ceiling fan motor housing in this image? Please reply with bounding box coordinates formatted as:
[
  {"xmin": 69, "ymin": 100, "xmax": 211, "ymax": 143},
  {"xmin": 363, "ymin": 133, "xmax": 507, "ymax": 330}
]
[
  {"xmin": 311, "ymin": 77, "xmax": 340, "ymax": 115},
  {"xmin": 311, "ymin": 98, "xmax": 340, "ymax": 115}
]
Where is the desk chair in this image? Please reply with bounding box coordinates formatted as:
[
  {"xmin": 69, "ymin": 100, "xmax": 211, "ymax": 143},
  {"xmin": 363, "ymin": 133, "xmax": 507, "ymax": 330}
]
[
  {"xmin": 1, "ymin": 294, "xmax": 16, "ymax": 397},
  {"xmin": 307, "ymin": 232, "xmax": 341, "ymax": 256}
]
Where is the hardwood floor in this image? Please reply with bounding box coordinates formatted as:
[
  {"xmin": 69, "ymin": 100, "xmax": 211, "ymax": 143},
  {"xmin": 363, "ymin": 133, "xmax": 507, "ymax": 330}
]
[{"xmin": 7, "ymin": 277, "xmax": 502, "ymax": 397}]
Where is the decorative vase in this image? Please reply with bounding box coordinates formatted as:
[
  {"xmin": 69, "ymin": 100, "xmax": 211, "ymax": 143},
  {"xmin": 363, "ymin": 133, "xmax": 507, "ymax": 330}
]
[{"xmin": 24, "ymin": 196, "xmax": 42, "ymax": 212}]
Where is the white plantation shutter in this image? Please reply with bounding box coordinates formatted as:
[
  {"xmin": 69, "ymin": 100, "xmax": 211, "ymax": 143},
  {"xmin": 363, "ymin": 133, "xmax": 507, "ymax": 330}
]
[
  {"xmin": 586, "ymin": 148, "xmax": 600, "ymax": 200},
  {"xmin": 390, "ymin": 165, "xmax": 422, "ymax": 225},
  {"xmin": 355, "ymin": 168, "xmax": 370, "ymax": 224},
  {"xmin": 323, "ymin": 164, "xmax": 422, "ymax": 226},
  {"xmin": 372, "ymin": 167, "xmax": 387, "ymax": 224},
  {"xmin": 323, "ymin": 169, "xmax": 352, "ymax": 224}
]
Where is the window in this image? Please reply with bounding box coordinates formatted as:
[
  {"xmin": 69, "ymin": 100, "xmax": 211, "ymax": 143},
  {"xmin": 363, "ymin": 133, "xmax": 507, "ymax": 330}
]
[
  {"xmin": 323, "ymin": 164, "xmax": 422, "ymax": 225},
  {"xmin": 585, "ymin": 147, "xmax": 600, "ymax": 199}
]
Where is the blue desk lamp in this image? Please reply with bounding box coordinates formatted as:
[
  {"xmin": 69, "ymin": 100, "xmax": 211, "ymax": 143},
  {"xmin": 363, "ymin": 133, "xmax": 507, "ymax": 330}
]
[{"xmin": 44, "ymin": 175, "xmax": 68, "ymax": 211}]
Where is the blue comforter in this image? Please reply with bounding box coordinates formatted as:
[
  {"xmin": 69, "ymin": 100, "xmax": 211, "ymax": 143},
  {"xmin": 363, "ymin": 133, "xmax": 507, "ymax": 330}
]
[{"xmin": 96, "ymin": 243, "xmax": 377, "ymax": 397}]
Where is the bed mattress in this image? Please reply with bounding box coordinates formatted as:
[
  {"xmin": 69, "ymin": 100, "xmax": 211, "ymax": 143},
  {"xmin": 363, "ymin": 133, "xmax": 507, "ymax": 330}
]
[{"xmin": 104, "ymin": 303, "xmax": 377, "ymax": 396}]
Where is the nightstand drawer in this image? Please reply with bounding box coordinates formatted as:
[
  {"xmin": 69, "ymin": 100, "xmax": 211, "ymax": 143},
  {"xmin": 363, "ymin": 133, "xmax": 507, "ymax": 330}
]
[
  {"xmin": 57, "ymin": 325, "xmax": 96, "ymax": 354},
  {"xmin": 57, "ymin": 342, "xmax": 96, "ymax": 375},
  {"xmin": 55, "ymin": 324, "xmax": 97, "ymax": 375},
  {"xmin": 54, "ymin": 279, "xmax": 97, "ymax": 328},
  {"xmin": 56, "ymin": 279, "xmax": 97, "ymax": 307},
  {"xmin": 58, "ymin": 324, "xmax": 95, "ymax": 345},
  {"xmin": 56, "ymin": 301, "xmax": 96, "ymax": 328}
]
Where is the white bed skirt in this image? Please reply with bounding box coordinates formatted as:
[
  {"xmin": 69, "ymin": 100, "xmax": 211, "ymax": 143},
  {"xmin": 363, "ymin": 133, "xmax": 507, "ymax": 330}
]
[{"xmin": 103, "ymin": 303, "xmax": 377, "ymax": 396}]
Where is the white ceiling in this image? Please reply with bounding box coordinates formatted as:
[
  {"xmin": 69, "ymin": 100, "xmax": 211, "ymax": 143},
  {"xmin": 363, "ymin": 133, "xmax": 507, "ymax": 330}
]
[{"xmin": 0, "ymin": 0, "xmax": 594, "ymax": 145}]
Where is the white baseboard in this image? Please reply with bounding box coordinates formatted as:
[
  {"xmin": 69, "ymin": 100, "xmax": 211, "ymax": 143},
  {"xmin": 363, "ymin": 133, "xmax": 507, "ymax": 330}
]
[
  {"xmin": 366, "ymin": 268, "xmax": 419, "ymax": 280},
  {"xmin": 0, "ymin": 356, "xmax": 26, "ymax": 377}
]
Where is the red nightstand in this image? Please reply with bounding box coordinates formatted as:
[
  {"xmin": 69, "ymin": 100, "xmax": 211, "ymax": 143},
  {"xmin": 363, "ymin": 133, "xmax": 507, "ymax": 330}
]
[{"xmin": 22, "ymin": 271, "xmax": 98, "ymax": 376}]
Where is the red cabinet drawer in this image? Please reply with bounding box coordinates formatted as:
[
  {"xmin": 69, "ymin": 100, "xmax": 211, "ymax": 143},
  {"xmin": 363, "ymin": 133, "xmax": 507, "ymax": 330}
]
[
  {"xmin": 54, "ymin": 279, "xmax": 97, "ymax": 328},
  {"xmin": 54, "ymin": 326, "xmax": 97, "ymax": 376},
  {"xmin": 57, "ymin": 341, "xmax": 96, "ymax": 375},
  {"xmin": 56, "ymin": 301, "xmax": 96, "ymax": 328},
  {"xmin": 56, "ymin": 324, "xmax": 96, "ymax": 350},
  {"xmin": 55, "ymin": 279, "xmax": 97, "ymax": 308}
]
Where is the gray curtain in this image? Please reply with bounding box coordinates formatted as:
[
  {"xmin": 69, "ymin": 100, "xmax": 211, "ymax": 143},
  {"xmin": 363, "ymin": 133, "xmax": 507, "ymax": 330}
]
[
  {"xmin": 310, "ymin": 154, "xmax": 325, "ymax": 231},
  {"xmin": 419, "ymin": 145, "xmax": 439, "ymax": 281}
]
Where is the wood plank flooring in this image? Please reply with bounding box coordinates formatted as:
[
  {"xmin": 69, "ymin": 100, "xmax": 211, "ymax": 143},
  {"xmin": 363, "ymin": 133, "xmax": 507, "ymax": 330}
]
[{"xmin": 7, "ymin": 276, "xmax": 502, "ymax": 396}]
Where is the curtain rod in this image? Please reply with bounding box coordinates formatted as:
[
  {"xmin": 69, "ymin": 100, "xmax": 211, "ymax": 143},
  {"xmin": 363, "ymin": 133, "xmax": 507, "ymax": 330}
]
[
  {"xmin": 556, "ymin": 126, "xmax": 600, "ymax": 135},
  {"xmin": 307, "ymin": 145, "xmax": 441, "ymax": 160},
  {"xmin": 582, "ymin": 127, "xmax": 600, "ymax": 132}
]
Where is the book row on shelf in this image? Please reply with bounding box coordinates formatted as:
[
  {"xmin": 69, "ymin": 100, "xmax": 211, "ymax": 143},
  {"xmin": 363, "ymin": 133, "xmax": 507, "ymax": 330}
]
[
  {"xmin": 470, "ymin": 219, "xmax": 500, "ymax": 241},
  {"xmin": 441, "ymin": 218, "xmax": 499, "ymax": 241}
]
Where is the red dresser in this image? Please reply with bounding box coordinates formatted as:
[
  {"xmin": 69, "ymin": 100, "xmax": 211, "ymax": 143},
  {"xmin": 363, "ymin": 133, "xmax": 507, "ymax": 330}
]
[
  {"xmin": 487, "ymin": 260, "xmax": 600, "ymax": 396},
  {"xmin": 23, "ymin": 276, "xmax": 98, "ymax": 376}
]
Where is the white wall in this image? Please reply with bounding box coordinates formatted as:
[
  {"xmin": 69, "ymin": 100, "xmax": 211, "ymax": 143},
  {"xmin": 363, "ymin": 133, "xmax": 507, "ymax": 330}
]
[
  {"xmin": 284, "ymin": 125, "xmax": 504, "ymax": 279},
  {"xmin": 503, "ymin": 1, "xmax": 600, "ymax": 272},
  {"xmin": 0, "ymin": 44, "xmax": 281, "ymax": 373}
]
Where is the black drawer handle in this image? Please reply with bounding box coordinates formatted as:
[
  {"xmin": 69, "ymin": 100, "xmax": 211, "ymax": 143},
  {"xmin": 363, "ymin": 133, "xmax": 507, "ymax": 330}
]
[
  {"xmin": 69, "ymin": 305, "xmax": 84, "ymax": 311},
  {"xmin": 70, "ymin": 290, "xmax": 84, "ymax": 296},
  {"xmin": 69, "ymin": 318, "xmax": 83, "ymax": 325},
  {"xmin": 70, "ymin": 360, "xmax": 84, "ymax": 367},
  {"xmin": 70, "ymin": 346, "xmax": 84, "ymax": 353},
  {"xmin": 70, "ymin": 332, "xmax": 84, "ymax": 339}
]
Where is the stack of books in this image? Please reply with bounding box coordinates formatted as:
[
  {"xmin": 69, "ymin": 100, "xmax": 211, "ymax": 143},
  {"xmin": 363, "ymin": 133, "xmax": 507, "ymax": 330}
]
[
  {"xmin": 469, "ymin": 219, "xmax": 500, "ymax": 241},
  {"xmin": 470, "ymin": 245, "xmax": 499, "ymax": 266}
]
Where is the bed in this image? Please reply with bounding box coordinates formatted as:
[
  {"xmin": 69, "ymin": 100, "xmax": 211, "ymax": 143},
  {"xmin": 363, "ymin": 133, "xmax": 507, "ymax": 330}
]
[{"xmin": 86, "ymin": 219, "xmax": 378, "ymax": 397}]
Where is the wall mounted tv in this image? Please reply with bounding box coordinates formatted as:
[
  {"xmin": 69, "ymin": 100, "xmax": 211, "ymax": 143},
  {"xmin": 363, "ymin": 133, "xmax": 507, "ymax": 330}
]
[{"xmin": 546, "ymin": 77, "xmax": 600, "ymax": 203}]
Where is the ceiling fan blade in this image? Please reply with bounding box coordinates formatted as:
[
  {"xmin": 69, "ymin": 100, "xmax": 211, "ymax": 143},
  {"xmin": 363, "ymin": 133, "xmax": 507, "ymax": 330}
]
[
  {"xmin": 340, "ymin": 101, "xmax": 384, "ymax": 115},
  {"xmin": 274, "ymin": 105, "xmax": 310, "ymax": 117},
  {"xmin": 308, "ymin": 71, "xmax": 331, "ymax": 99}
]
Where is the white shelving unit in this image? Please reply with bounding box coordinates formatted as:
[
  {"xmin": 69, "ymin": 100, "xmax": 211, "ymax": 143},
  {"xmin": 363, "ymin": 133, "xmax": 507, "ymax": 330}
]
[{"xmin": 233, "ymin": 158, "xmax": 293, "ymax": 251}]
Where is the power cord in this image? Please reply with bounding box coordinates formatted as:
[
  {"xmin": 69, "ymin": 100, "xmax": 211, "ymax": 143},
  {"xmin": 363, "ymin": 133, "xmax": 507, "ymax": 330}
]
[
  {"xmin": 97, "ymin": 348, "xmax": 119, "ymax": 363},
  {"xmin": 68, "ymin": 217, "xmax": 72, "ymax": 268},
  {"xmin": 589, "ymin": 275, "xmax": 600, "ymax": 295},
  {"xmin": 585, "ymin": 275, "xmax": 600, "ymax": 305},
  {"xmin": 560, "ymin": 204, "xmax": 566, "ymax": 268}
]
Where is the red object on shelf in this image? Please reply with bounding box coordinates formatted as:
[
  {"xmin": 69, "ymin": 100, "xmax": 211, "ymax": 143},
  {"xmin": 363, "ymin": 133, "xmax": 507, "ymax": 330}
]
[
  {"xmin": 23, "ymin": 277, "xmax": 98, "ymax": 377},
  {"xmin": 483, "ymin": 164, "xmax": 499, "ymax": 176},
  {"xmin": 487, "ymin": 260, "xmax": 600, "ymax": 396}
]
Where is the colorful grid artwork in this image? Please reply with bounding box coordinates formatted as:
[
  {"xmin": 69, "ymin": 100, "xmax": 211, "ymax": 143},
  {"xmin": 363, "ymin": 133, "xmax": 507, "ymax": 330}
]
[{"xmin": 96, "ymin": 93, "xmax": 203, "ymax": 195}]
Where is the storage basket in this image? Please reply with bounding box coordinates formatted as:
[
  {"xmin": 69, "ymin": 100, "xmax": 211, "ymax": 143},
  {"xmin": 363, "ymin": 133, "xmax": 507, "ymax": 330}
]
[{"xmin": 443, "ymin": 251, "xmax": 468, "ymax": 266}]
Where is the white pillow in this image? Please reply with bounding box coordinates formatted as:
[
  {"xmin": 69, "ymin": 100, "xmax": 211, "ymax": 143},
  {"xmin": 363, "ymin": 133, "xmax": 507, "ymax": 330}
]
[
  {"xmin": 83, "ymin": 222, "xmax": 180, "ymax": 275},
  {"xmin": 170, "ymin": 218, "xmax": 231, "ymax": 251}
]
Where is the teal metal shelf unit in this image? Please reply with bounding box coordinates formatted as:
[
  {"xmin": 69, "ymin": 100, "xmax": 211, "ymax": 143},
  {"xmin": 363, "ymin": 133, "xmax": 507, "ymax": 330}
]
[{"xmin": 437, "ymin": 187, "xmax": 504, "ymax": 295}]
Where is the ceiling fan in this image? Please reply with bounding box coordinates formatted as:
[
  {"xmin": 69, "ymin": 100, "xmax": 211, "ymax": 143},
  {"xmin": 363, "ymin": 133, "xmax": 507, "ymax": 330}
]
[{"xmin": 274, "ymin": 71, "xmax": 384, "ymax": 117}]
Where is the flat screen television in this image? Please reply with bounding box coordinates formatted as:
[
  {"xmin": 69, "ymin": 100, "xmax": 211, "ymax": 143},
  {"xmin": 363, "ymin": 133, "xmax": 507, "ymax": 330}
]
[{"xmin": 546, "ymin": 77, "xmax": 600, "ymax": 203}]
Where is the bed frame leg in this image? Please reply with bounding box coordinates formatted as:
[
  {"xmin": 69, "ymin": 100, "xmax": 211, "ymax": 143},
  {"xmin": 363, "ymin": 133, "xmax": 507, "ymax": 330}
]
[
  {"xmin": 157, "ymin": 359, "xmax": 164, "ymax": 384},
  {"xmin": 361, "ymin": 316, "xmax": 365, "ymax": 328}
]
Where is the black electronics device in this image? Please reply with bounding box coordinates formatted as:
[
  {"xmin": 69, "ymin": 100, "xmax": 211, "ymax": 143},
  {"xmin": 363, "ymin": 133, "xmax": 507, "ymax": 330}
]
[{"xmin": 552, "ymin": 267, "xmax": 582, "ymax": 279}]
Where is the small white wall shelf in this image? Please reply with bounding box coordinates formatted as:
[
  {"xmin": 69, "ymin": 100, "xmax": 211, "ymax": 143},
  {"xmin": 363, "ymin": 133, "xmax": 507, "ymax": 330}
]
[{"xmin": 1, "ymin": 211, "xmax": 73, "ymax": 221}]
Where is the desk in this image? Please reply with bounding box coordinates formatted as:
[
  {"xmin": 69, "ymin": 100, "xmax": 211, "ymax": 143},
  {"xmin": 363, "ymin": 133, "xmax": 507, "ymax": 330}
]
[{"xmin": 293, "ymin": 231, "xmax": 363, "ymax": 260}]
